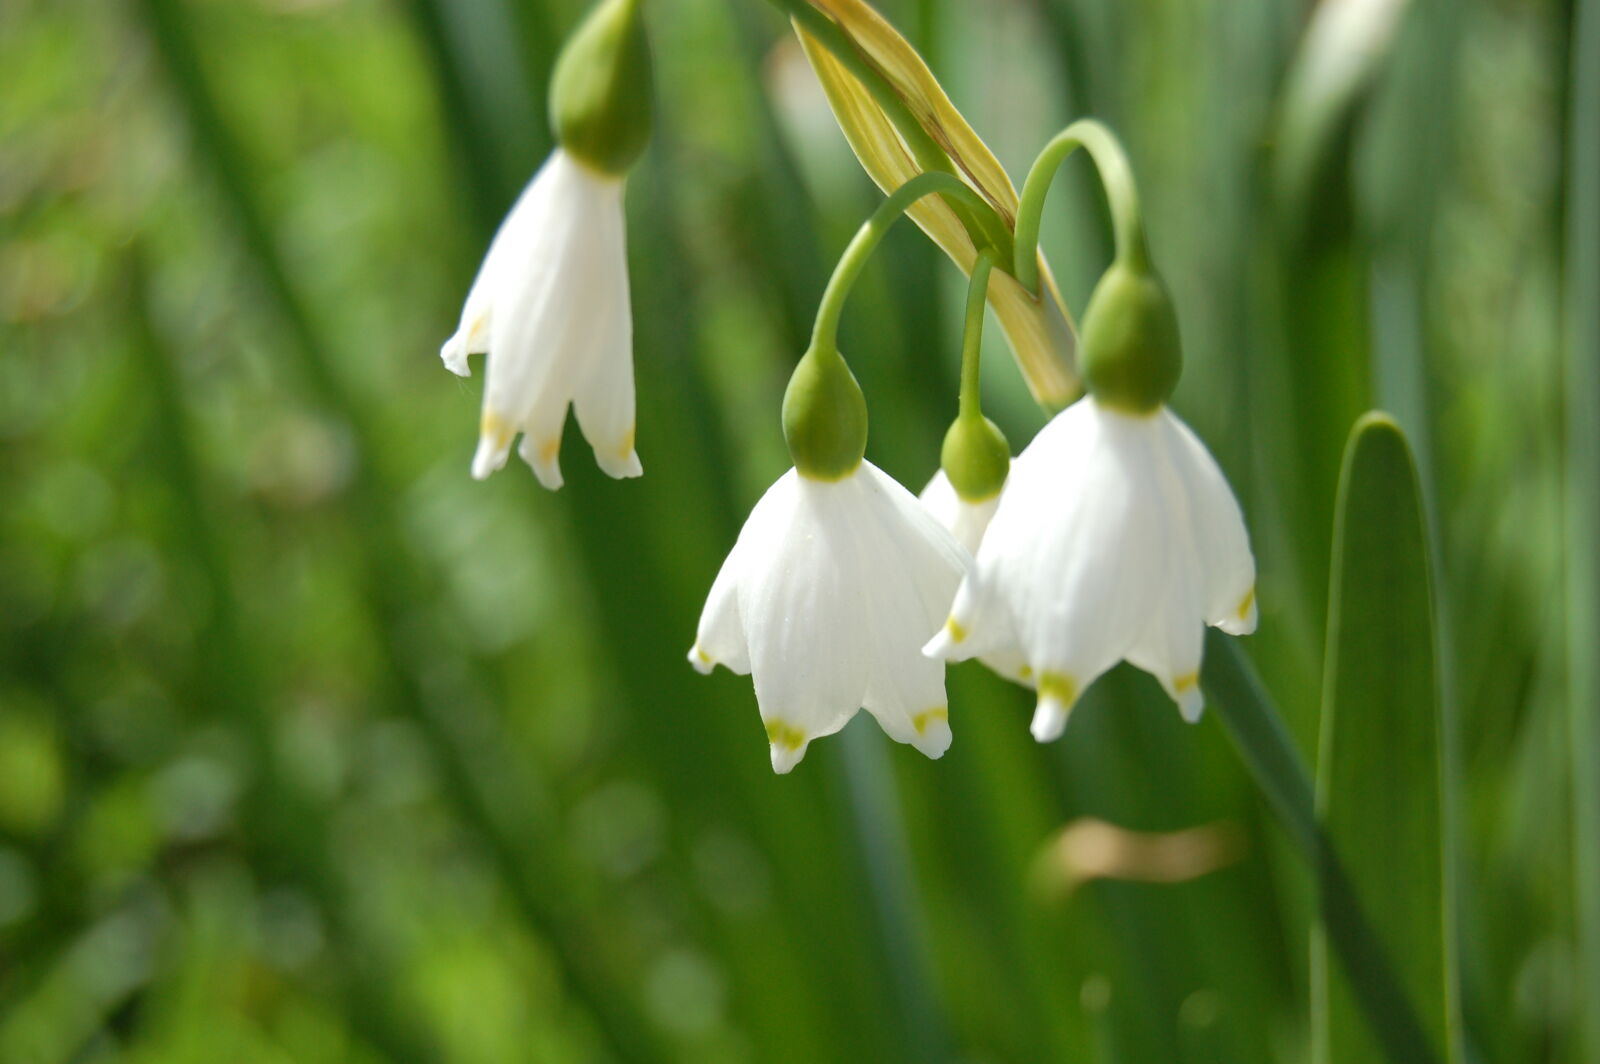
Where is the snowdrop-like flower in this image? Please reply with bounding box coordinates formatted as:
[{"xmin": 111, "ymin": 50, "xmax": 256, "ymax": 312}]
[
  {"xmin": 440, "ymin": 149, "xmax": 640, "ymax": 490},
  {"xmin": 690, "ymin": 461, "xmax": 969, "ymax": 773},
  {"xmin": 924, "ymin": 396, "xmax": 1256, "ymax": 740},
  {"xmin": 440, "ymin": 0, "xmax": 651, "ymax": 488},
  {"xmin": 919, "ymin": 468, "xmax": 1002, "ymax": 554}
]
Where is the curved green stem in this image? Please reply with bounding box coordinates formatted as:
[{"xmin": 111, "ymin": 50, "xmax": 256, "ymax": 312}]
[
  {"xmin": 958, "ymin": 249, "xmax": 999, "ymax": 420},
  {"xmin": 811, "ymin": 170, "xmax": 994, "ymax": 351},
  {"xmin": 1013, "ymin": 118, "xmax": 1149, "ymax": 293}
]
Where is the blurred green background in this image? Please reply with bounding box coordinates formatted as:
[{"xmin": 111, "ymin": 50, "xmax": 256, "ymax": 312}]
[{"xmin": 0, "ymin": 0, "xmax": 1590, "ymax": 1060}]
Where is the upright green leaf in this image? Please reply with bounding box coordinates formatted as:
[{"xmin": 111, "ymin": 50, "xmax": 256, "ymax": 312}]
[
  {"xmin": 1313, "ymin": 412, "xmax": 1457, "ymax": 1064},
  {"xmin": 1567, "ymin": 0, "xmax": 1600, "ymax": 1059}
]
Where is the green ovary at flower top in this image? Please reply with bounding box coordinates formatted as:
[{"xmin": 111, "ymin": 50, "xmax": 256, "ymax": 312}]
[
  {"xmin": 440, "ymin": 0, "xmax": 651, "ymax": 490},
  {"xmin": 919, "ymin": 248, "xmax": 1013, "ymax": 554},
  {"xmin": 550, "ymin": 0, "xmax": 652, "ymax": 178}
]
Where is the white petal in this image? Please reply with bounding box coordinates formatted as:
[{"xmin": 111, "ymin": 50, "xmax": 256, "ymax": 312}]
[
  {"xmin": 1031, "ymin": 691, "xmax": 1070, "ymax": 742},
  {"xmin": 922, "ymin": 568, "xmax": 1020, "ymax": 663},
  {"xmin": 854, "ymin": 465, "xmax": 966, "ymax": 759},
  {"xmin": 471, "ymin": 427, "xmax": 513, "ymax": 482},
  {"xmin": 690, "ymin": 538, "xmax": 751, "ymax": 677},
  {"xmin": 918, "ymin": 469, "xmax": 1002, "ymax": 554},
  {"xmin": 1108, "ymin": 417, "xmax": 1209, "ymax": 720},
  {"xmin": 517, "ymin": 431, "xmax": 565, "ymax": 491},
  {"xmin": 562, "ymin": 178, "xmax": 640, "ymax": 481},
  {"xmin": 1127, "ymin": 607, "xmax": 1207, "ymax": 722},
  {"xmin": 918, "ymin": 468, "xmax": 959, "ymax": 527},
  {"xmin": 769, "ymin": 737, "xmax": 810, "ymax": 775},
  {"xmin": 570, "ymin": 286, "xmax": 640, "ymax": 481},
  {"xmin": 441, "ymin": 152, "xmax": 558, "ymax": 375},
  {"xmin": 441, "ymin": 333, "xmax": 473, "ymax": 378},
  {"xmin": 1029, "ymin": 669, "xmax": 1084, "ymax": 742},
  {"xmin": 864, "ymin": 463, "xmax": 971, "ymax": 612},
  {"xmin": 1161, "ymin": 410, "xmax": 1257, "ymax": 634},
  {"xmin": 990, "ymin": 401, "xmax": 1168, "ymax": 687},
  {"xmin": 739, "ymin": 472, "xmax": 871, "ymax": 769}
]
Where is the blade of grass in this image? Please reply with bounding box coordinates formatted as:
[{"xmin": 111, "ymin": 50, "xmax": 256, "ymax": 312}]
[
  {"xmin": 1202, "ymin": 630, "xmax": 1441, "ymax": 1064},
  {"xmin": 1566, "ymin": 0, "xmax": 1600, "ymax": 1057},
  {"xmin": 1312, "ymin": 412, "xmax": 1457, "ymax": 1064}
]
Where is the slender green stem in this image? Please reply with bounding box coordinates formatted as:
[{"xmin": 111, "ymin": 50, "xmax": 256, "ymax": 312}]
[
  {"xmin": 1013, "ymin": 118, "xmax": 1149, "ymax": 293},
  {"xmin": 958, "ymin": 249, "xmax": 998, "ymax": 420},
  {"xmin": 812, "ymin": 170, "xmax": 994, "ymax": 351},
  {"xmin": 1203, "ymin": 632, "xmax": 1442, "ymax": 1064}
]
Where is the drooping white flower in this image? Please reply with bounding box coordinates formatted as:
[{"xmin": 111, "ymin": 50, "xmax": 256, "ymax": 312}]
[
  {"xmin": 441, "ymin": 148, "xmax": 640, "ymax": 490},
  {"xmin": 690, "ymin": 461, "xmax": 969, "ymax": 773},
  {"xmin": 919, "ymin": 468, "xmax": 1003, "ymax": 554},
  {"xmin": 924, "ymin": 397, "xmax": 1256, "ymax": 741}
]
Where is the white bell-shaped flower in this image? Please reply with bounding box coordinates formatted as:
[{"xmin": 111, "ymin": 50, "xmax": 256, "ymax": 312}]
[
  {"xmin": 690, "ymin": 461, "xmax": 969, "ymax": 773},
  {"xmin": 441, "ymin": 149, "xmax": 640, "ymax": 490},
  {"xmin": 924, "ymin": 397, "xmax": 1256, "ymax": 741},
  {"xmin": 919, "ymin": 468, "xmax": 1003, "ymax": 554}
]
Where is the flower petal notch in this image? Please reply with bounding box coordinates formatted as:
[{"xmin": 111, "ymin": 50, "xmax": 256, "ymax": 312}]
[
  {"xmin": 690, "ymin": 462, "xmax": 969, "ymax": 773},
  {"xmin": 924, "ymin": 397, "xmax": 1256, "ymax": 736}
]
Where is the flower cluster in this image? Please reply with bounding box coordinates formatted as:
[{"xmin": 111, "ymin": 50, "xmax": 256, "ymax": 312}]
[{"xmin": 438, "ymin": 0, "xmax": 1258, "ymax": 773}]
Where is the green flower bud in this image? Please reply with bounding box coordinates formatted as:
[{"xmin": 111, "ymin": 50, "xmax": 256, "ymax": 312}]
[
  {"xmin": 941, "ymin": 415, "xmax": 1010, "ymax": 501},
  {"xmin": 783, "ymin": 346, "xmax": 868, "ymax": 481},
  {"xmin": 1078, "ymin": 258, "xmax": 1182, "ymax": 414},
  {"xmin": 550, "ymin": 0, "xmax": 653, "ymax": 176}
]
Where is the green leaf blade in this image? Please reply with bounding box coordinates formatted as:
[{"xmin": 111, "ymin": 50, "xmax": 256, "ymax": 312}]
[{"xmin": 1314, "ymin": 412, "xmax": 1458, "ymax": 1064}]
